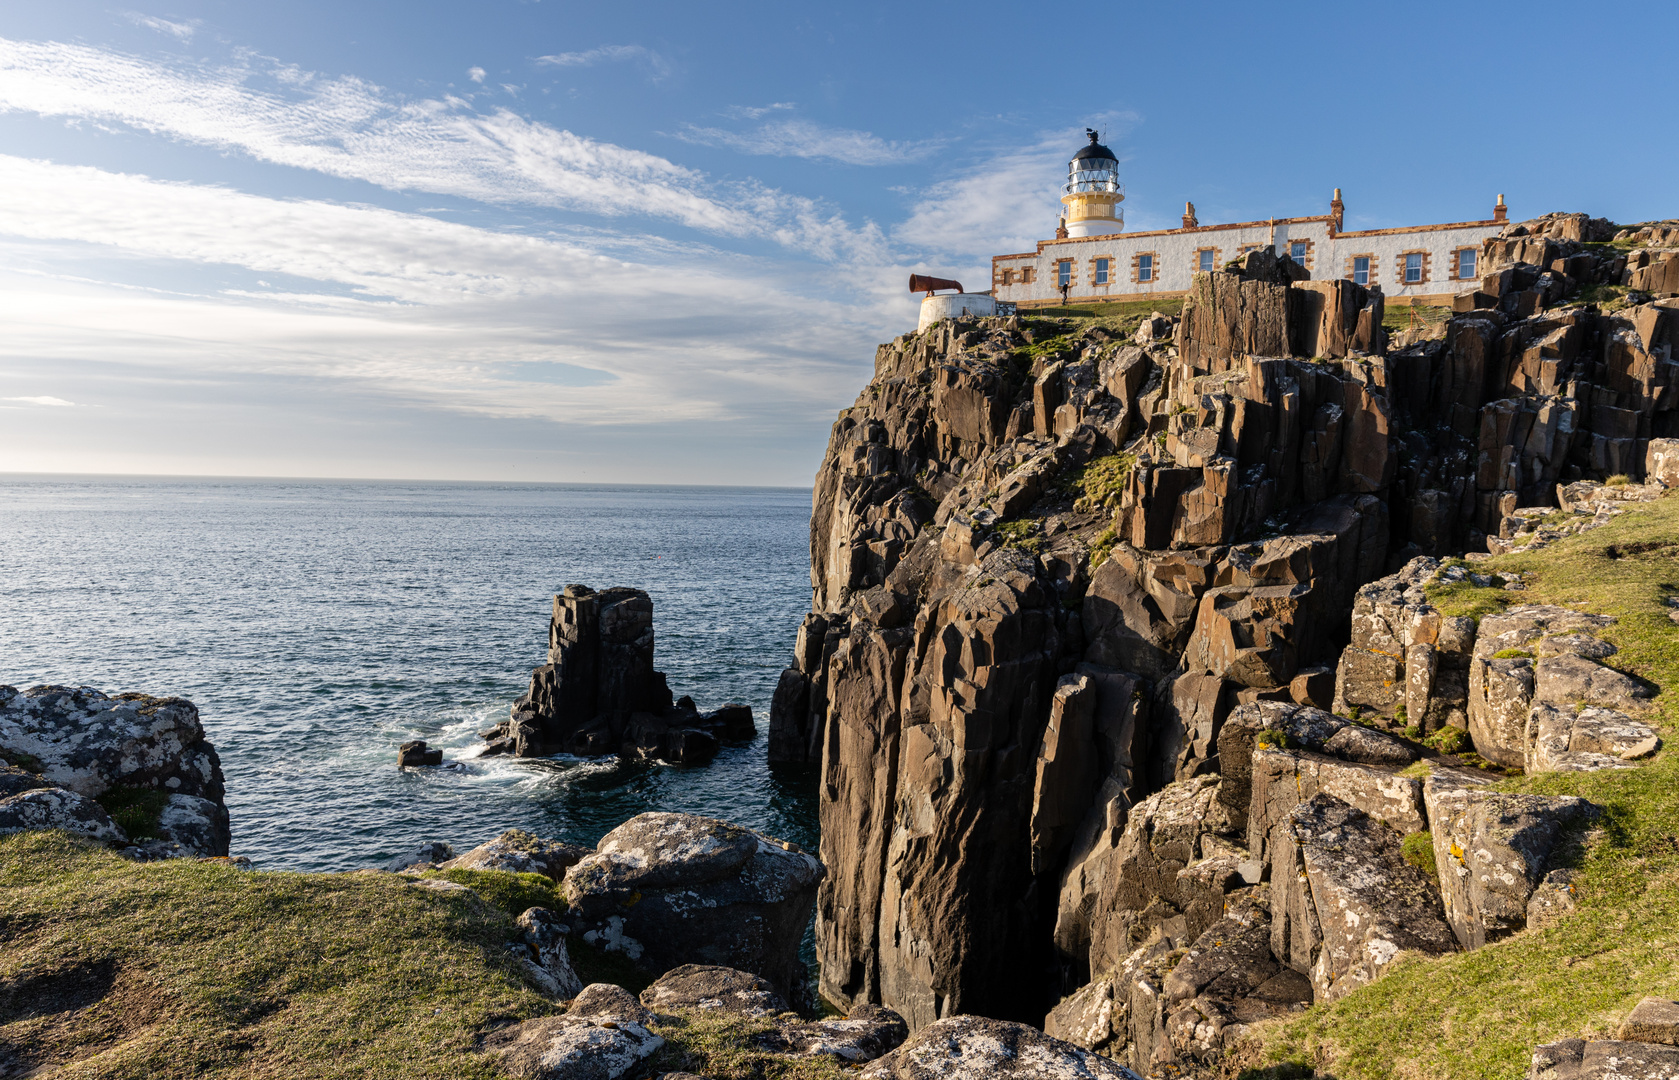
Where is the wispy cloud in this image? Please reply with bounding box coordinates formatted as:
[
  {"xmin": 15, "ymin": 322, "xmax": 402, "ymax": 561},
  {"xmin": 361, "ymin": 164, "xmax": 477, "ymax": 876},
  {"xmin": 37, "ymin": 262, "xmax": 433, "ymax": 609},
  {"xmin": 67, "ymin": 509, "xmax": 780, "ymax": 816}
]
[
  {"xmin": 895, "ymin": 117, "xmax": 1139, "ymax": 261},
  {"xmin": 679, "ymin": 117, "xmax": 937, "ymax": 167},
  {"xmin": 0, "ymin": 37, "xmax": 887, "ymax": 264},
  {"xmin": 2, "ymin": 395, "xmax": 77, "ymax": 406},
  {"xmin": 725, "ymin": 103, "xmax": 795, "ymax": 121},
  {"xmin": 122, "ymin": 12, "xmax": 198, "ymax": 40},
  {"xmin": 535, "ymin": 44, "xmax": 671, "ymax": 81},
  {"xmin": 467, "ymin": 66, "xmax": 485, "ymax": 83}
]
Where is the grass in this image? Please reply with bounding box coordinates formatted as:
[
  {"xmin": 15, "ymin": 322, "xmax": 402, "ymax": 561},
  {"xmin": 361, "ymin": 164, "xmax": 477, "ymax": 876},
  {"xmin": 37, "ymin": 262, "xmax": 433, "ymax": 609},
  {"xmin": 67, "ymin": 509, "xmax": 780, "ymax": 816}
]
[
  {"xmin": 1422, "ymin": 578, "xmax": 1515, "ymax": 623},
  {"xmin": 1381, "ymin": 303, "xmax": 1453, "ymax": 334},
  {"xmin": 1089, "ymin": 525, "xmax": 1119, "ymax": 570},
  {"xmin": 994, "ymin": 518, "xmax": 1044, "ymax": 555},
  {"xmin": 1244, "ymin": 489, "xmax": 1679, "ymax": 1079},
  {"xmin": 1399, "ymin": 832, "xmax": 1437, "ymax": 881},
  {"xmin": 0, "ymin": 832, "xmax": 664, "ymax": 1078},
  {"xmin": 1063, "ymin": 452, "xmax": 1138, "ymax": 514},
  {"xmin": 1025, "ymin": 297, "xmax": 1184, "ymax": 340},
  {"xmin": 94, "ymin": 786, "xmax": 170, "ymax": 840}
]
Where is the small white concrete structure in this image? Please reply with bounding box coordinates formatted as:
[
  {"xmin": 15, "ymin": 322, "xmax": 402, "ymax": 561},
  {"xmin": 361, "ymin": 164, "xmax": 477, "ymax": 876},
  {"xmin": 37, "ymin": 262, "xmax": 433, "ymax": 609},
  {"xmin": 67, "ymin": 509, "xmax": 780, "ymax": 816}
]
[{"xmin": 918, "ymin": 293, "xmax": 996, "ymax": 331}]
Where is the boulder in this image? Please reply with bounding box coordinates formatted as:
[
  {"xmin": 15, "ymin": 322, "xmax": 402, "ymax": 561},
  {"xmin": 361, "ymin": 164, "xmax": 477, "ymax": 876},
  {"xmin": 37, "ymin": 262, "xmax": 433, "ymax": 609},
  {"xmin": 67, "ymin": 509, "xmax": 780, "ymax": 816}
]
[
  {"xmin": 564, "ymin": 813, "xmax": 823, "ymax": 1007},
  {"xmin": 1333, "ymin": 557, "xmax": 1476, "ymax": 729},
  {"xmin": 440, "ymin": 829, "xmax": 588, "ymax": 881},
  {"xmin": 754, "ymin": 1004, "xmax": 910, "ymax": 1062},
  {"xmin": 859, "ymin": 1016, "xmax": 1145, "ymax": 1079},
  {"xmin": 483, "ymin": 983, "xmax": 663, "ymax": 1080},
  {"xmin": 1623, "ymin": 999, "xmax": 1679, "ymax": 1046},
  {"xmin": 514, "ymin": 907, "xmax": 583, "ymax": 1000},
  {"xmin": 0, "ymin": 685, "xmax": 229, "ymax": 854},
  {"xmin": 639, "ymin": 965, "xmax": 789, "ymax": 1018},
  {"xmin": 1650, "ymin": 439, "xmax": 1679, "ymax": 487},
  {"xmin": 0, "ymin": 787, "xmax": 126, "ymax": 845},
  {"xmin": 1425, "ymin": 771, "xmax": 1597, "ymax": 949},
  {"xmin": 383, "ymin": 840, "xmax": 457, "ymax": 872},
  {"xmin": 1270, "ymin": 794, "xmax": 1456, "ymax": 1002},
  {"xmin": 1530, "ymin": 1038, "xmax": 1679, "ymax": 1079},
  {"xmin": 1161, "ymin": 895, "xmax": 1311, "ymax": 1063},
  {"xmin": 0, "ymin": 762, "xmax": 52, "ymax": 798},
  {"xmin": 397, "ymin": 740, "xmax": 444, "ymax": 767}
]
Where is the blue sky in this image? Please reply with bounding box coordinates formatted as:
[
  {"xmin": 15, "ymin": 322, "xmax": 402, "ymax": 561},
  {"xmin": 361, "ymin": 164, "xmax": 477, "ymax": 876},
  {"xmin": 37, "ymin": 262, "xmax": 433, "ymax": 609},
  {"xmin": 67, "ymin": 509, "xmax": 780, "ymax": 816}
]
[{"xmin": 1, "ymin": 1, "xmax": 1675, "ymax": 485}]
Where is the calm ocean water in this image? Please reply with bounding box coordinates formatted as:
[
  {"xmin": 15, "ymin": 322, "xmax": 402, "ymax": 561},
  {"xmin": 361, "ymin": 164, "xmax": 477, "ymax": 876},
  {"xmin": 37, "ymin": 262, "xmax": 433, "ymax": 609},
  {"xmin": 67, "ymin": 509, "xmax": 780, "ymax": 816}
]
[{"xmin": 0, "ymin": 476, "xmax": 818, "ymax": 871}]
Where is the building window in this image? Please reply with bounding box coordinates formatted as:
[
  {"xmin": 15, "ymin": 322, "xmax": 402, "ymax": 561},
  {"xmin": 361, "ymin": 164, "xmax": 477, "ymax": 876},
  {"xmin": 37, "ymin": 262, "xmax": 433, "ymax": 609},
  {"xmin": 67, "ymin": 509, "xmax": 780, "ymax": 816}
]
[
  {"xmin": 1058, "ymin": 261, "xmax": 1072, "ymax": 288},
  {"xmin": 1095, "ymin": 257, "xmax": 1110, "ymax": 285},
  {"xmin": 1290, "ymin": 240, "xmax": 1307, "ymax": 263},
  {"xmin": 1198, "ymin": 249, "xmax": 1215, "ymax": 273},
  {"xmin": 1352, "ymin": 256, "xmax": 1371, "ymax": 286},
  {"xmin": 1022, "ymin": 267, "xmax": 1034, "ymax": 283},
  {"xmin": 1457, "ymin": 247, "xmax": 1478, "ymax": 279},
  {"xmin": 1404, "ymin": 253, "xmax": 1423, "ymax": 284},
  {"xmin": 1137, "ymin": 254, "xmax": 1154, "ymax": 282}
]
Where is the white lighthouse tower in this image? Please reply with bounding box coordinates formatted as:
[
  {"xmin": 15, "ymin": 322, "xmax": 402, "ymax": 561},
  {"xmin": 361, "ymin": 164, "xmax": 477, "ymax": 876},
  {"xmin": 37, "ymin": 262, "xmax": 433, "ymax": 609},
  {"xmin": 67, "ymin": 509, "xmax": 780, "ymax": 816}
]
[{"xmin": 1060, "ymin": 129, "xmax": 1124, "ymax": 238}]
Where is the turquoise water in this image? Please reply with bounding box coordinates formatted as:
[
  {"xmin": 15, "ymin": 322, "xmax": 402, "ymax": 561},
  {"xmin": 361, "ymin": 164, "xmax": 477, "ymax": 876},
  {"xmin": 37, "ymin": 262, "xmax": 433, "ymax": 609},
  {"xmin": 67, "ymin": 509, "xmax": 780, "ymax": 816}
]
[{"xmin": 0, "ymin": 476, "xmax": 818, "ymax": 870}]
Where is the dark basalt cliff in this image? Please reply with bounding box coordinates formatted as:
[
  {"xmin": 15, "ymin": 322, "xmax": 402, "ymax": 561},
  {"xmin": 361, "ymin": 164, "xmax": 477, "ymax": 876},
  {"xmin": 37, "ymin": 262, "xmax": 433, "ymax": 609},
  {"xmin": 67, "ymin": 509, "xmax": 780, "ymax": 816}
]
[{"xmin": 769, "ymin": 212, "xmax": 1679, "ymax": 1038}]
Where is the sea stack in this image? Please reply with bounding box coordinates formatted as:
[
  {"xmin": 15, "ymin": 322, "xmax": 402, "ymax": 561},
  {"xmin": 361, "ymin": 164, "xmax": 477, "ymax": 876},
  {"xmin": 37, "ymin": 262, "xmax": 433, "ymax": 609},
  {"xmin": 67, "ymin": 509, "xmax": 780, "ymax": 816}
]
[{"xmin": 482, "ymin": 585, "xmax": 754, "ymax": 763}]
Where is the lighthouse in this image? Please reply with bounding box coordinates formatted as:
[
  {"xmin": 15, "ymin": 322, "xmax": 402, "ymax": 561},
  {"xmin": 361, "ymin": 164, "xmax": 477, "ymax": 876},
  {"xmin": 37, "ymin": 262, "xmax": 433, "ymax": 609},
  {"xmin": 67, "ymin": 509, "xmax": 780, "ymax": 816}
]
[{"xmin": 1060, "ymin": 129, "xmax": 1124, "ymax": 238}]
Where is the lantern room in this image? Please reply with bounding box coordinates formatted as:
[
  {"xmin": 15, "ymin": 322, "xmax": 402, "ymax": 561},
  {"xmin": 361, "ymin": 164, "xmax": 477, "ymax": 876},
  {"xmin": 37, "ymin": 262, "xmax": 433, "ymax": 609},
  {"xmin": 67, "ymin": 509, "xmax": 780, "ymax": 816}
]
[{"xmin": 1061, "ymin": 129, "xmax": 1124, "ymax": 238}]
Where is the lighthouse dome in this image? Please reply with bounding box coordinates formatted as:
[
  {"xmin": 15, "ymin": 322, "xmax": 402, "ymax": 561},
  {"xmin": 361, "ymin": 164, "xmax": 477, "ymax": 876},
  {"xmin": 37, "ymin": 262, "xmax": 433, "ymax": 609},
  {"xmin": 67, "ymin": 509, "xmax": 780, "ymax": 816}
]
[{"xmin": 1061, "ymin": 128, "xmax": 1124, "ymax": 237}]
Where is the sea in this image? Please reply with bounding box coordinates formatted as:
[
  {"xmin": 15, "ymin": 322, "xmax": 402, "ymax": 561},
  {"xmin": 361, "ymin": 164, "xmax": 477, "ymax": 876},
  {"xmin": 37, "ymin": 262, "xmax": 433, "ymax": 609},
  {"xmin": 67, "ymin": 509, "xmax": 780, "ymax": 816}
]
[{"xmin": 0, "ymin": 476, "xmax": 820, "ymax": 871}]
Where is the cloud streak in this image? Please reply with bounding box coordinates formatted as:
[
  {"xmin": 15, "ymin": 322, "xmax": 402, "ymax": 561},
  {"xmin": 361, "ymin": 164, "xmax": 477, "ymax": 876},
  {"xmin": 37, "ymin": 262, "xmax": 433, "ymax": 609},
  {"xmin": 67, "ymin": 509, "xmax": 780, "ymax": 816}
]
[
  {"xmin": 679, "ymin": 117, "xmax": 937, "ymax": 166},
  {"xmin": 0, "ymin": 37, "xmax": 885, "ymax": 264},
  {"xmin": 122, "ymin": 12, "xmax": 198, "ymax": 40},
  {"xmin": 535, "ymin": 44, "xmax": 671, "ymax": 81}
]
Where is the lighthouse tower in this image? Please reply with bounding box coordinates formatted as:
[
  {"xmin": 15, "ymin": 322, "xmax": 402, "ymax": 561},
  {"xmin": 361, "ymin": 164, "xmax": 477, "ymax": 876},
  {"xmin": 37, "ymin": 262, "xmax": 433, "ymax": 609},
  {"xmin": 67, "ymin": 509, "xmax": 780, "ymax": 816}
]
[{"xmin": 1060, "ymin": 129, "xmax": 1124, "ymax": 238}]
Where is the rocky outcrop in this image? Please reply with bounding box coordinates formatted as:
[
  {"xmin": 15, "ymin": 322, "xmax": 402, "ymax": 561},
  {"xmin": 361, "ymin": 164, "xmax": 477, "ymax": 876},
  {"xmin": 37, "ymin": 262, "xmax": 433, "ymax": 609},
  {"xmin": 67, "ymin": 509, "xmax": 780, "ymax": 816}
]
[
  {"xmin": 861, "ymin": 1016, "xmax": 1145, "ymax": 1079},
  {"xmin": 487, "ymin": 585, "xmax": 754, "ymax": 763},
  {"xmin": 1270, "ymin": 794, "xmax": 1457, "ymax": 1003},
  {"xmin": 563, "ymin": 812, "xmax": 823, "ymax": 1008},
  {"xmin": 640, "ymin": 964, "xmax": 791, "ymax": 1017},
  {"xmin": 0, "ymin": 685, "xmax": 230, "ymax": 856},
  {"xmin": 0, "ymin": 786, "xmax": 126, "ymax": 845},
  {"xmin": 484, "ymin": 983, "xmax": 664, "ymax": 1080},
  {"xmin": 781, "ymin": 213, "xmax": 1671, "ymax": 1039},
  {"xmin": 440, "ymin": 829, "xmax": 588, "ymax": 881},
  {"xmin": 1531, "ymin": 998, "xmax": 1679, "ymax": 1078},
  {"xmin": 1425, "ymin": 770, "xmax": 1597, "ymax": 949},
  {"xmin": 513, "ymin": 906, "xmax": 584, "ymax": 1000}
]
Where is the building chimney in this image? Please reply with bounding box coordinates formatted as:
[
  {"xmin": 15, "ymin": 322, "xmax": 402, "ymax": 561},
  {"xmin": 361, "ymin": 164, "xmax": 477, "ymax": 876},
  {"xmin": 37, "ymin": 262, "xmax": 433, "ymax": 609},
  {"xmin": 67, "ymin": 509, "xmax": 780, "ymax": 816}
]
[
  {"xmin": 1055, "ymin": 217, "xmax": 1069, "ymax": 240},
  {"xmin": 1182, "ymin": 200, "xmax": 1198, "ymax": 229},
  {"xmin": 1329, "ymin": 187, "xmax": 1345, "ymax": 234},
  {"xmin": 1493, "ymin": 193, "xmax": 1508, "ymax": 223}
]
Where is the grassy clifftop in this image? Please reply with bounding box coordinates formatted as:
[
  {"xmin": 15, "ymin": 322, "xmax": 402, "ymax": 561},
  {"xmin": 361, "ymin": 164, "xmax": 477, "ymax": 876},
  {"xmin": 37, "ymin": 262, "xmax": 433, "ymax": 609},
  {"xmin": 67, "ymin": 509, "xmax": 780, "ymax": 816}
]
[
  {"xmin": 1244, "ymin": 491, "xmax": 1679, "ymax": 1080},
  {"xmin": 0, "ymin": 836, "xmax": 841, "ymax": 1079}
]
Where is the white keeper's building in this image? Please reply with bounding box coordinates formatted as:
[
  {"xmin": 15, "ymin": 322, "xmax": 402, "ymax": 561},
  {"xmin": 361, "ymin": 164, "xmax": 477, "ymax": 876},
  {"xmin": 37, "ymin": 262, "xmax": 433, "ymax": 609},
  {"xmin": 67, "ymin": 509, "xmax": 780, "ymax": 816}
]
[{"xmin": 990, "ymin": 130, "xmax": 1508, "ymax": 309}]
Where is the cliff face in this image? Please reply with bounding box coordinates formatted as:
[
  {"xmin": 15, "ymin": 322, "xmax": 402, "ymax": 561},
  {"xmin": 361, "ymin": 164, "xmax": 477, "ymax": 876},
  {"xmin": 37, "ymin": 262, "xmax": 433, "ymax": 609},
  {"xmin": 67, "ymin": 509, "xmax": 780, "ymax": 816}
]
[{"xmin": 772, "ymin": 213, "xmax": 1679, "ymax": 1033}]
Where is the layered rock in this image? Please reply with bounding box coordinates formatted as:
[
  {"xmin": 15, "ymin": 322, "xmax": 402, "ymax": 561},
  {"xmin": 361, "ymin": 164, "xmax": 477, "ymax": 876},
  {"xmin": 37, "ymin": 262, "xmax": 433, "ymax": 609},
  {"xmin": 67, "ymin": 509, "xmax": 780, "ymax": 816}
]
[
  {"xmin": 488, "ymin": 585, "xmax": 754, "ymax": 763},
  {"xmin": 563, "ymin": 812, "xmax": 823, "ymax": 1008},
  {"xmin": 0, "ymin": 685, "xmax": 230, "ymax": 856}
]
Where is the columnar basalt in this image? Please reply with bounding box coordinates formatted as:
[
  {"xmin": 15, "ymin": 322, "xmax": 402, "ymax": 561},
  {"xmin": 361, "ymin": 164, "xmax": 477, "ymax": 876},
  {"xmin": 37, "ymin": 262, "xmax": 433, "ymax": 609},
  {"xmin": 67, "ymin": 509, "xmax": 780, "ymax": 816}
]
[
  {"xmin": 774, "ymin": 211, "xmax": 1677, "ymax": 1048},
  {"xmin": 484, "ymin": 585, "xmax": 754, "ymax": 763}
]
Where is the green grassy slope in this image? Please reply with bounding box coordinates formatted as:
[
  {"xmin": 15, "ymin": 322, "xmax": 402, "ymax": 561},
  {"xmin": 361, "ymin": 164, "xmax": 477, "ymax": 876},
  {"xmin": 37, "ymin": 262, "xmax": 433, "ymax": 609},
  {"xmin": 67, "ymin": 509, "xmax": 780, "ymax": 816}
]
[
  {"xmin": 0, "ymin": 836, "xmax": 837, "ymax": 1079},
  {"xmin": 1243, "ymin": 491, "xmax": 1679, "ymax": 1079}
]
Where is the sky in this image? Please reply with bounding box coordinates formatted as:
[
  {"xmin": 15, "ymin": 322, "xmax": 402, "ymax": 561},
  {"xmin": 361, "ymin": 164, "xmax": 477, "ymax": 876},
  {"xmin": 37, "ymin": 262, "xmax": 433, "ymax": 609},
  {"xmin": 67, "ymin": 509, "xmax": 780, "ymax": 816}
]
[{"xmin": 1, "ymin": 2, "xmax": 1675, "ymax": 486}]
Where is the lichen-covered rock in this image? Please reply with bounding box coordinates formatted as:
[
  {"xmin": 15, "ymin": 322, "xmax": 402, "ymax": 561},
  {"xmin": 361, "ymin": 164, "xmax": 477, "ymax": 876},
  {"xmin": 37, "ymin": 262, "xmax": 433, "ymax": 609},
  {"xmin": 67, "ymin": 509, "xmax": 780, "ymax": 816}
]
[
  {"xmin": 440, "ymin": 830, "xmax": 586, "ymax": 881},
  {"xmin": 640, "ymin": 965, "xmax": 789, "ymax": 1018},
  {"xmin": 756, "ymin": 1004, "xmax": 910, "ymax": 1063},
  {"xmin": 1271, "ymin": 794, "xmax": 1457, "ymax": 1002},
  {"xmin": 1246, "ymin": 746, "xmax": 1424, "ymax": 873},
  {"xmin": 382, "ymin": 840, "xmax": 456, "ymax": 872},
  {"xmin": 484, "ymin": 983, "xmax": 662, "ymax": 1080},
  {"xmin": 0, "ymin": 685, "xmax": 228, "ymax": 854},
  {"xmin": 1332, "ymin": 557, "xmax": 1476, "ymax": 728},
  {"xmin": 564, "ymin": 813, "xmax": 823, "ymax": 1007},
  {"xmin": 1530, "ymin": 1037, "xmax": 1679, "ymax": 1079},
  {"xmin": 515, "ymin": 907, "xmax": 583, "ymax": 1000},
  {"xmin": 1161, "ymin": 895, "xmax": 1311, "ymax": 1064},
  {"xmin": 859, "ymin": 1015, "xmax": 1144, "ymax": 1079},
  {"xmin": 1527, "ymin": 703, "xmax": 1658, "ymax": 773},
  {"xmin": 1467, "ymin": 605, "xmax": 1617, "ymax": 768},
  {"xmin": 1425, "ymin": 770, "xmax": 1597, "ymax": 949},
  {"xmin": 0, "ymin": 787, "xmax": 125, "ymax": 844},
  {"xmin": 0, "ymin": 762, "xmax": 51, "ymax": 798}
]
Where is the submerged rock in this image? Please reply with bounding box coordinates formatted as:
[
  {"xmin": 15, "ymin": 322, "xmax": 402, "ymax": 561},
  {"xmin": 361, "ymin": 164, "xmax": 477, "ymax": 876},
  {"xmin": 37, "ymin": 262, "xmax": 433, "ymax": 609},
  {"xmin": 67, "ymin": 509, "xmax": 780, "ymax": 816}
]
[{"xmin": 564, "ymin": 812, "xmax": 824, "ymax": 1009}]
